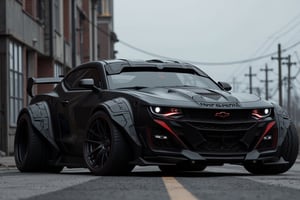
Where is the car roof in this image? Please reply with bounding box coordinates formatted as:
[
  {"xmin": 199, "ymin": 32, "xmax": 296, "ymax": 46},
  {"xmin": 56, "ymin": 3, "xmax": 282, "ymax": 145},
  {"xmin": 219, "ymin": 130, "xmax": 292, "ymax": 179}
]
[{"xmin": 101, "ymin": 59, "xmax": 208, "ymax": 76}]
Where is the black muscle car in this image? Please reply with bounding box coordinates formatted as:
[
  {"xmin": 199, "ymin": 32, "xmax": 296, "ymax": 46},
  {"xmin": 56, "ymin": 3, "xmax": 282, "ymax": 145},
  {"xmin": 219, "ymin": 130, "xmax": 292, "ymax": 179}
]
[{"xmin": 14, "ymin": 59, "xmax": 299, "ymax": 175}]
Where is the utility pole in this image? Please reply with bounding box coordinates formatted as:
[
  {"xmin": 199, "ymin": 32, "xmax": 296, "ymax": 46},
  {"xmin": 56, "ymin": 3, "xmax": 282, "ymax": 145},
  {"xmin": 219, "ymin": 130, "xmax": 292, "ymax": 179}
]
[
  {"xmin": 245, "ymin": 66, "xmax": 256, "ymax": 94},
  {"xmin": 260, "ymin": 63, "xmax": 273, "ymax": 100},
  {"xmin": 282, "ymin": 55, "xmax": 296, "ymax": 114},
  {"xmin": 271, "ymin": 44, "xmax": 288, "ymax": 106}
]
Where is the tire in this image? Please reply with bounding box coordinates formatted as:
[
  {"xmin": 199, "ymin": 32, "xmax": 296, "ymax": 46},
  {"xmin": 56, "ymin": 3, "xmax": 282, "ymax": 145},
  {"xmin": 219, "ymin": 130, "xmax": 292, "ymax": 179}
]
[
  {"xmin": 83, "ymin": 111, "xmax": 132, "ymax": 175},
  {"xmin": 244, "ymin": 123, "xmax": 299, "ymax": 175},
  {"xmin": 14, "ymin": 112, "xmax": 47, "ymax": 172},
  {"xmin": 159, "ymin": 163, "xmax": 207, "ymax": 173}
]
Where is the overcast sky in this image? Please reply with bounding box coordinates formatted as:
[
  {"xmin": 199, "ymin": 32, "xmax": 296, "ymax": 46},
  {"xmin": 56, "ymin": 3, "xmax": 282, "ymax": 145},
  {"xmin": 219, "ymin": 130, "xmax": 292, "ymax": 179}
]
[{"xmin": 114, "ymin": 0, "xmax": 300, "ymax": 96}]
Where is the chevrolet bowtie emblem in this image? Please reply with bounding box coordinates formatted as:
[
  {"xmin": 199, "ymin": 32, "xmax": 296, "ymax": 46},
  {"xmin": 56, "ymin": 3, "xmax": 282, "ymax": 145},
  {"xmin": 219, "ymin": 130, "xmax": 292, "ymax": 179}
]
[{"xmin": 215, "ymin": 111, "xmax": 230, "ymax": 119}]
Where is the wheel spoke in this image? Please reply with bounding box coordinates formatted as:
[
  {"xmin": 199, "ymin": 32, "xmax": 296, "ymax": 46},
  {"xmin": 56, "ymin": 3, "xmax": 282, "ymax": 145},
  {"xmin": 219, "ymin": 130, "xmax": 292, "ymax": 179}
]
[
  {"xmin": 88, "ymin": 129, "xmax": 101, "ymax": 139},
  {"xmin": 96, "ymin": 120, "xmax": 106, "ymax": 136},
  {"xmin": 95, "ymin": 148, "xmax": 106, "ymax": 166},
  {"xmin": 85, "ymin": 139, "xmax": 103, "ymax": 145},
  {"xmin": 88, "ymin": 144, "xmax": 104, "ymax": 157},
  {"xmin": 85, "ymin": 116, "xmax": 113, "ymax": 170}
]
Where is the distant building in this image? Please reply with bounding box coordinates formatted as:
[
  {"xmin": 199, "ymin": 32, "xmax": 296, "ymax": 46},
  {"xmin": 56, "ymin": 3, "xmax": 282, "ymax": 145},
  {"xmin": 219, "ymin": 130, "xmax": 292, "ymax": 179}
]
[
  {"xmin": 97, "ymin": 0, "xmax": 118, "ymax": 59},
  {"xmin": 0, "ymin": 0, "xmax": 116, "ymax": 155}
]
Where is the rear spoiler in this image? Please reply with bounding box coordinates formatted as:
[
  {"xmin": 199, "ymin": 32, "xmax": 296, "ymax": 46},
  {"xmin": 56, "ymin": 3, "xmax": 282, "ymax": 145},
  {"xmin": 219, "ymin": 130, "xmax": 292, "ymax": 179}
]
[{"xmin": 27, "ymin": 77, "xmax": 63, "ymax": 97}]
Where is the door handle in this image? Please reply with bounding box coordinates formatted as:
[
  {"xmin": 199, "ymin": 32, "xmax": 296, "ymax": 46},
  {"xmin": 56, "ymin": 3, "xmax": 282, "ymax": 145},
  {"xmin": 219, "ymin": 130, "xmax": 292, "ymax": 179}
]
[{"xmin": 61, "ymin": 100, "xmax": 70, "ymax": 106}]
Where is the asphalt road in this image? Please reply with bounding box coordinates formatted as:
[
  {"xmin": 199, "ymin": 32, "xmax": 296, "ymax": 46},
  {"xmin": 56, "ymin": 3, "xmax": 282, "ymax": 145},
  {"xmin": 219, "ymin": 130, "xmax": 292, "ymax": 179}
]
[{"xmin": 1, "ymin": 161, "xmax": 300, "ymax": 200}]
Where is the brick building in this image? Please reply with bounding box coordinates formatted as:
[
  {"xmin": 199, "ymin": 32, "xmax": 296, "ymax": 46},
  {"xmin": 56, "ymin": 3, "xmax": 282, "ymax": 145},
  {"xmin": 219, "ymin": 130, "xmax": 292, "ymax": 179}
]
[{"xmin": 0, "ymin": 0, "xmax": 116, "ymax": 155}]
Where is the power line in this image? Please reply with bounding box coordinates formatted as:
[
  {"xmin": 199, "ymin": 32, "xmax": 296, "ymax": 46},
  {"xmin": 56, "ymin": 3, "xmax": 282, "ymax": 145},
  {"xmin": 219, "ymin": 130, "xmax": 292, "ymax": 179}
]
[
  {"xmin": 87, "ymin": 12, "xmax": 300, "ymax": 67},
  {"xmin": 253, "ymin": 12, "xmax": 300, "ymax": 57},
  {"xmin": 257, "ymin": 20, "xmax": 300, "ymax": 57},
  {"xmin": 118, "ymin": 40, "xmax": 170, "ymax": 59},
  {"xmin": 118, "ymin": 40, "xmax": 300, "ymax": 66},
  {"xmin": 293, "ymin": 51, "xmax": 300, "ymax": 78},
  {"xmin": 226, "ymin": 12, "xmax": 300, "ymax": 81}
]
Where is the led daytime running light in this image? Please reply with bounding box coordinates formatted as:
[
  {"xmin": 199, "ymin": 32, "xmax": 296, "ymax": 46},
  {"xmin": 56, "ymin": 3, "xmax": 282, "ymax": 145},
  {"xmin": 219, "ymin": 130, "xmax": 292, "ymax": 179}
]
[
  {"xmin": 252, "ymin": 108, "xmax": 271, "ymax": 119},
  {"xmin": 150, "ymin": 107, "xmax": 182, "ymax": 117}
]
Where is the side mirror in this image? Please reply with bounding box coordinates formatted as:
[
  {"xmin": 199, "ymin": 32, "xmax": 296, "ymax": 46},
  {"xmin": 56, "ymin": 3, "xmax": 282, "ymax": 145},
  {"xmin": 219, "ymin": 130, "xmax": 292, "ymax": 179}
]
[
  {"xmin": 79, "ymin": 78, "xmax": 101, "ymax": 93},
  {"xmin": 218, "ymin": 82, "xmax": 232, "ymax": 91},
  {"xmin": 79, "ymin": 78, "xmax": 95, "ymax": 89}
]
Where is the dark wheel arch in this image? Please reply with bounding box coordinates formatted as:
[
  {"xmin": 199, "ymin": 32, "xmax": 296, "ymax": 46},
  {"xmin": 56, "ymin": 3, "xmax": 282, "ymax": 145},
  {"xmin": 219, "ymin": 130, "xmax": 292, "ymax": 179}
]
[
  {"xmin": 244, "ymin": 122, "xmax": 299, "ymax": 175},
  {"xmin": 14, "ymin": 109, "xmax": 63, "ymax": 173},
  {"xmin": 98, "ymin": 97, "xmax": 142, "ymax": 159},
  {"xmin": 26, "ymin": 102, "xmax": 60, "ymax": 152},
  {"xmin": 83, "ymin": 111, "xmax": 133, "ymax": 175},
  {"xmin": 14, "ymin": 112, "xmax": 46, "ymax": 171}
]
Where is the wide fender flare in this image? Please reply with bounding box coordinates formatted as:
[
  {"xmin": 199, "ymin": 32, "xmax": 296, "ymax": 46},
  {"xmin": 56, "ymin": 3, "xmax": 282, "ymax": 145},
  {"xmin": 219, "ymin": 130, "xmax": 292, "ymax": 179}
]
[
  {"xmin": 272, "ymin": 103, "xmax": 292, "ymax": 145},
  {"xmin": 99, "ymin": 97, "xmax": 142, "ymax": 155},
  {"xmin": 19, "ymin": 102, "xmax": 60, "ymax": 152}
]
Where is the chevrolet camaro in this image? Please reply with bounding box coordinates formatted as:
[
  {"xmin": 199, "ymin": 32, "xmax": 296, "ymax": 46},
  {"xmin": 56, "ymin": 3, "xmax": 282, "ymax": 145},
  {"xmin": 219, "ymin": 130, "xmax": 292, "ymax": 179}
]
[{"xmin": 14, "ymin": 59, "xmax": 299, "ymax": 175}]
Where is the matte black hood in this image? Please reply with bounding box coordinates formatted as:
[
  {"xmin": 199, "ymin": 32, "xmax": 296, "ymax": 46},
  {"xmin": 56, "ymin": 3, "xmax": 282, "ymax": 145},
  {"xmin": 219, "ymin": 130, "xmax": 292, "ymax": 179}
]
[{"xmin": 122, "ymin": 87, "xmax": 273, "ymax": 108}]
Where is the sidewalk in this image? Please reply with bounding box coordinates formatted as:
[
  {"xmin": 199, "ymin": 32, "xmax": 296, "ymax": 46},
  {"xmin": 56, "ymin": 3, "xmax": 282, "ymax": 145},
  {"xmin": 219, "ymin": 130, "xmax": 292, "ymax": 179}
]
[{"xmin": 0, "ymin": 156, "xmax": 15, "ymax": 168}]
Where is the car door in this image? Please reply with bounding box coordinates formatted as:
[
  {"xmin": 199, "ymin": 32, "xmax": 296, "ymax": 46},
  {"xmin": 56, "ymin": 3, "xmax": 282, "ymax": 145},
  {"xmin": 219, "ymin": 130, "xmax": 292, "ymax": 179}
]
[{"xmin": 57, "ymin": 66, "xmax": 103, "ymax": 156}]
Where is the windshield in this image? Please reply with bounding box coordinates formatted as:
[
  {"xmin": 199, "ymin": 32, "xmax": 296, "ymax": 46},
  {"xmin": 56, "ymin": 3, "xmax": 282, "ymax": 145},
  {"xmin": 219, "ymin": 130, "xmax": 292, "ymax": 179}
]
[{"xmin": 107, "ymin": 71, "xmax": 220, "ymax": 90}]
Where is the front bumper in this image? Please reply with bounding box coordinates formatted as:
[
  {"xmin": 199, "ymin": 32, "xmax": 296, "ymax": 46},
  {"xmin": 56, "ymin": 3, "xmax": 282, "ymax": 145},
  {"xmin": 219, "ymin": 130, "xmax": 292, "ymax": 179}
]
[
  {"xmin": 135, "ymin": 108, "xmax": 281, "ymax": 166},
  {"xmin": 132, "ymin": 148, "xmax": 286, "ymax": 166}
]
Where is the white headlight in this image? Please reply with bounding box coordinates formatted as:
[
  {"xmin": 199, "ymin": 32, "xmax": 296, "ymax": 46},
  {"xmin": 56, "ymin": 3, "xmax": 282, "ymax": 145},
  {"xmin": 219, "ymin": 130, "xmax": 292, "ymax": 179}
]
[
  {"xmin": 150, "ymin": 106, "xmax": 183, "ymax": 118},
  {"xmin": 154, "ymin": 107, "xmax": 161, "ymax": 113},
  {"xmin": 264, "ymin": 108, "xmax": 270, "ymax": 115}
]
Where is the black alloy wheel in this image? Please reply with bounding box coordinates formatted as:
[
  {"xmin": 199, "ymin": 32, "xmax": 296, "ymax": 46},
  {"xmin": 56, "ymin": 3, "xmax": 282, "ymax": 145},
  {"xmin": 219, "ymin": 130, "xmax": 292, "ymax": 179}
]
[
  {"xmin": 83, "ymin": 111, "xmax": 132, "ymax": 175},
  {"xmin": 14, "ymin": 112, "xmax": 63, "ymax": 173},
  {"xmin": 14, "ymin": 112, "xmax": 47, "ymax": 172}
]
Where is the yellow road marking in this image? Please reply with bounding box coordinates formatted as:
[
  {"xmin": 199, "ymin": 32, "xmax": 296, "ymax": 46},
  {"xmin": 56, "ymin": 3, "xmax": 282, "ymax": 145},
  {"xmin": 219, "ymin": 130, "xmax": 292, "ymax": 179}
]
[{"xmin": 162, "ymin": 177, "xmax": 198, "ymax": 200}]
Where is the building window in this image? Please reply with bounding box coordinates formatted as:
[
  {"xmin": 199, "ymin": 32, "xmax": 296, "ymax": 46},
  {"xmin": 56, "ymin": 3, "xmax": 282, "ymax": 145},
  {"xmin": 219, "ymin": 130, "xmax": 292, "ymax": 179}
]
[
  {"xmin": 54, "ymin": 63, "xmax": 64, "ymax": 77},
  {"xmin": 24, "ymin": 0, "xmax": 35, "ymax": 17},
  {"xmin": 54, "ymin": 0, "xmax": 60, "ymax": 32},
  {"xmin": 36, "ymin": 0, "xmax": 45, "ymax": 23},
  {"xmin": 9, "ymin": 41, "xmax": 23, "ymax": 126},
  {"xmin": 98, "ymin": 0, "xmax": 110, "ymax": 16}
]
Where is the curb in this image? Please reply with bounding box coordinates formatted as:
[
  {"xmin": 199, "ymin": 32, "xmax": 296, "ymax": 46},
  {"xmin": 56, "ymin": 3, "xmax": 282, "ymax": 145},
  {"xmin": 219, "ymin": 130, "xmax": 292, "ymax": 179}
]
[{"xmin": 0, "ymin": 156, "xmax": 15, "ymax": 168}]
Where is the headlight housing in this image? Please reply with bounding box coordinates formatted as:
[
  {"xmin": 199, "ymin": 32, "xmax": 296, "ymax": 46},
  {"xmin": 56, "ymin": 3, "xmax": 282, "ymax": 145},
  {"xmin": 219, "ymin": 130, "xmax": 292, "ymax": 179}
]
[
  {"xmin": 150, "ymin": 106, "xmax": 183, "ymax": 118},
  {"xmin": 251, "ymin": 108, "xmax": 272, "ymax": 119}
]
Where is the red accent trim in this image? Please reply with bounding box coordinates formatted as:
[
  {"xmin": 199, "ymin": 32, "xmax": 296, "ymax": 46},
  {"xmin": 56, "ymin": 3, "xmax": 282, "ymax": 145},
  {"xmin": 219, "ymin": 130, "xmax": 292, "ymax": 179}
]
[
  {"xmin": 154, "ymin": 119, "xmax": 187, "ymax": 148},
  {"xmin": 255, "ymin": 121, "xmax": 276, "ymax": 149},
  {"xmin": 252, "ymin": 109, "xmax": 263, "ymax": 119},
  {"xmin": 163, "ymin": 112, "xmax": 180, "ymax": 117},
  {"xmin": 252, "ymin": 113, "xmax": 263, "ymax": 119}
]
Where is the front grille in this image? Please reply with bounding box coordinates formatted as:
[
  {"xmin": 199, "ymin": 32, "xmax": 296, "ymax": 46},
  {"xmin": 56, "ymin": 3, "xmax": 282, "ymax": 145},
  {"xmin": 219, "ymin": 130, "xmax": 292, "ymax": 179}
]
[
  {"xmin": 185, "ymin": 109, "xmax": 253, "ymax": 121},
  {"xmin": 174, "ymin": 119, "xmax": 261, "ymax": 154},
  {"xmin": 194, "ymin": 130, "xmax": 248, "ymax": 153},
  {"xmin": 187, "ymin": 121, "xmax": 256, "ymax": 132}
]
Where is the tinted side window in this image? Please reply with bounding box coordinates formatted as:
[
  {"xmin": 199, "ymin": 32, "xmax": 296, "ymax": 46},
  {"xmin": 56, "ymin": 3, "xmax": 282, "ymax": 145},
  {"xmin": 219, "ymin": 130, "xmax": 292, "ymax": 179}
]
[{"xmin": 64, "ymin": 68, "xmax": 101, "ymax": 90}]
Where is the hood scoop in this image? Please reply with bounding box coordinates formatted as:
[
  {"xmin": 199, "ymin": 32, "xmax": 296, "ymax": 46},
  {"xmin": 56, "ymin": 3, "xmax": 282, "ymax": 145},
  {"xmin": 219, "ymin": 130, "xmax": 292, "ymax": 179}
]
[
  {"xmin": 168, "ymin": 88, "xmax": 239, "ymax": 103},
  {"xmin": 196, "ymin": 92, "xmax": 223, "ymax": 101}
]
